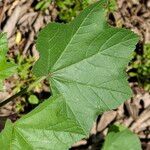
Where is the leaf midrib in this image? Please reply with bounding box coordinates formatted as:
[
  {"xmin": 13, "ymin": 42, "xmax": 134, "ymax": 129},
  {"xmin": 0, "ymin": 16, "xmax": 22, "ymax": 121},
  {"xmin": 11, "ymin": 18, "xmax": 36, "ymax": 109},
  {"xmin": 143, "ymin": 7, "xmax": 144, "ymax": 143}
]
[{"xmin": 51, "ymin": 1, "xmax": 101, "ymax": 71}]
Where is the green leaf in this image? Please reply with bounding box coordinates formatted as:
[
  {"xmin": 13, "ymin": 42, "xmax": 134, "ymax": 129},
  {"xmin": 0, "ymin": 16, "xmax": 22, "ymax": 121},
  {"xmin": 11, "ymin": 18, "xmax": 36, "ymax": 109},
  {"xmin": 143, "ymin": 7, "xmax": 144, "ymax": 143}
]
[
  {"xmin": 102, "ymin": 125, "xmax": 141, "ymax": 150},
  {"xmin": 0, "ymin": 33, "xmax": 17, "ymax": 90},
  {"xmin": 0, "ymin": 95, "xmax": 85, "ymax": 149},
  {"xmin": 35, "ymin": 0, "xmax": 52, "ymax": 10},
  {"xmin": 0, "ymin": 1, "xmax": 139, "ymax": 149},
  {"xmin": 33, "ymin": 0, "xmax": 138, "ymax": 133},
  {"xmin": 28, "ymin": 95, "xmax": 39, "ymax": 104}
]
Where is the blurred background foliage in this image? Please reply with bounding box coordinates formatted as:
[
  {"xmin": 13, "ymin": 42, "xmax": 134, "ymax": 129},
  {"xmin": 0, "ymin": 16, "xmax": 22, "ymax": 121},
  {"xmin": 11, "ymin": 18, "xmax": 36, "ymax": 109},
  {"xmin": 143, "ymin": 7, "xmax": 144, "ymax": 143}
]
[
  {"xmin": 128, "ymin": 43, "xmax": 150, "ymax": 91},
  {"xmin": 35, "ymin": 0, "xmax": 117, "ymax": 22},
  {"xmin": 36, "ymin": 0, "xmax": 97, "ymax": 22}
]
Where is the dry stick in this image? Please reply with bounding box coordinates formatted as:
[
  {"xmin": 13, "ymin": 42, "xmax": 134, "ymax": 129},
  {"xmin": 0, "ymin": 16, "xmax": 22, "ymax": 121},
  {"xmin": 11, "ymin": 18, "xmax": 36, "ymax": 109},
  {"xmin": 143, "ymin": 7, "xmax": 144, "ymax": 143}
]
[
  {"xmin": 3, "ymin": 5, "xmax": 21, "ymax": 38},
  {"xmin": 0, "ymin": 0, "xmax": 8, "ymax": 30}
]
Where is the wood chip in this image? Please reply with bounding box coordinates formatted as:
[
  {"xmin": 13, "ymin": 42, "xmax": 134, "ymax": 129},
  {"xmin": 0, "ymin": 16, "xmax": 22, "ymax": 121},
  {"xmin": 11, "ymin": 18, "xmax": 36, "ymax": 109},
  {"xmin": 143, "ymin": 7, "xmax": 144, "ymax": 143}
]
[
  {"xmin": 97, "ymin": 111, "xmax": 117, "ymax": 132},
  {"xmin": 3, "ymin": 5, "xmax": 21, "ymax": 38}
]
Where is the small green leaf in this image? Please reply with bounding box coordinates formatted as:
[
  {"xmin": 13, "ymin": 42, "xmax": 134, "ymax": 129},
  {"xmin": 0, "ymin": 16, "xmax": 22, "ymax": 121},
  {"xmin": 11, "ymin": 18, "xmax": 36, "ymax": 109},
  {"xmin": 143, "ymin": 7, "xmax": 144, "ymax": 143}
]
[
  {"xmin": 35, "ymin": 1, "xmax": 45, "ymax": 10},
  {"xmin": 35, "ymin": 0, "xmax": 52, "ymax": 10},
  {"xmin": 107, "ymin": 0, "xmax": 117, "ymax": 12},
  {"xmin": 28, "ymin": 95, "xmax": 39, "ymax": 104},
  {"xmin": 0, "ymin": 33, "xmax": 17, "ymax": 90},
  {"xmin": 102, "ymin": 125, "xmax": 141, "ymax": 150}
]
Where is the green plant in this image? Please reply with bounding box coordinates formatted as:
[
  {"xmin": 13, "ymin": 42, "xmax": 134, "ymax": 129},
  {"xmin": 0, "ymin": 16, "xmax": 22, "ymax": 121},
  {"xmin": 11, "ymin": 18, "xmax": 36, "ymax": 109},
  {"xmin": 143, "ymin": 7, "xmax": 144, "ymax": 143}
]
[
  {"xmin": 0, "ymin": 33, "xmax": 17, "ymax": 90},
  {"xmin": 56, "ymin": 0, "xmax": 96, "ymax": 22},
  {"xmin": 106, "ymin": 0, "xmax": 117, "ymax": 12},
  {"xmin": 0, "ymin": 1, "xmax": 141, "ymax": 149},
  {"xmin": 128, "ymin": 43, "xmax": 150, "ymax": 91},
  {"xmin": 35, "ymin": 0, "xmax": 52, "ymax": 10},
  {"xmin": 13, "ymin": 54, "xmax": 35, "ymax": 92},
  {"xmin": 36, "ymin": 0, "xmax": 96, "ymax": 22},
  {"xmin": 28, "ymin": 95, "xmax": 39, "ymax": 105},
  {"xmin": 103, "ymin": 125, "xmax": 141, "ymax": 150},
  {"xmin": 9, "ymin": 53, "xmax": 40, "ymax": 111},
  {"xmin": 35, "ymin": 0, "xmax": 116, "ymax": 23}
]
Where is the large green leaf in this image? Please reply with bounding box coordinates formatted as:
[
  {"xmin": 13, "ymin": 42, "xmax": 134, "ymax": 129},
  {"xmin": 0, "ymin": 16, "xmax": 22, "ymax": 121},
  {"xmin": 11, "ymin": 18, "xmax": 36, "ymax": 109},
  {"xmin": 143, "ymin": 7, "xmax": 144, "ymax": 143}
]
[
  {"xmin": 0, "ymin": 1, "xmax": 139, "ymax": 149},
  {"xmin": 0, "ymin": 95, "xmax": 85, "ymax": 149},
  {"xmin": 0, "ymin": 33, "xmax": 17, "ymax": 90},
  {"xmin": 33, "ymin": 0, "xmax": 138, "ymax": 133},
  {"xmin": 102, "ymin": 125, "xmax": 141, "ymax": 150}
]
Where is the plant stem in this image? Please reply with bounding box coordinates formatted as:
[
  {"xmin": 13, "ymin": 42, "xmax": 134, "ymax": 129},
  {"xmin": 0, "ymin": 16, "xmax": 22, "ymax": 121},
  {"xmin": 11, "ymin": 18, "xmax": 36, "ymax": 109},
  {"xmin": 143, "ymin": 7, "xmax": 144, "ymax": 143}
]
[
  {"xmin": 0, "ymin": 87, "xmax": 27, "ymax": 107},
  {"xmin": 0, "ymin": 76, "xmax": 47, "ymax": 107}
]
